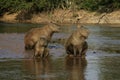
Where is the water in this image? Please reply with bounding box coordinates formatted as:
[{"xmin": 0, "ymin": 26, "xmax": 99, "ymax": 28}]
[{"xmin": 0, "ymin": 23, "xmax": 120, "ymax": 80}]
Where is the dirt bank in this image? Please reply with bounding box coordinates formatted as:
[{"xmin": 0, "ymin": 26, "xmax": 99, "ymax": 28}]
[{"xmin": 0, "ymin": 9, "xmax": 120, "ymax": 24}]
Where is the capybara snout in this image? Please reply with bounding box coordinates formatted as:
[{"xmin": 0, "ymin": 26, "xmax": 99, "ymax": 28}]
[{"xmin": 49, "ymin": 24, "xmax": 60, "ymax": 32}]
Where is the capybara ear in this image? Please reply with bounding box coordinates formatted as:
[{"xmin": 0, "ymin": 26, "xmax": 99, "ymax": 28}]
[{"xmin": 79, "ymin": 27, "xmax": 90, "ymax": 39}]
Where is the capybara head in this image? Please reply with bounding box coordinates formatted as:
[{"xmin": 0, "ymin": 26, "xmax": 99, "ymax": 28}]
[
  {"xmin": 48, "ymin": 23, "xmax": 60, "ymax": 33},
  {"xmin": 78, "ymin": 26, "xmax": 90, "ymax": 39}
]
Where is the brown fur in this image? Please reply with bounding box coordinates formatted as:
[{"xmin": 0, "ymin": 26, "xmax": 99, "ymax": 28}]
[
  {"xmin": 34, "ymin": 37, "xmax": 49, "ymax": 58},
  {"xmin": 34, "ymin": 47, "xmax": 49, "ymax": 58},
  {"xmin": 24, "ymin": 23, "xmax": 60, "ymax": 50},
  {"xmin": 65, "ymin": 26, "xmax": 89, "ymax": 58}
]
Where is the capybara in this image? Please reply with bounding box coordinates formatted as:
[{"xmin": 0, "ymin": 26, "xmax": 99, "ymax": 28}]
[
  {"xmin": 34, "ymin": 36, "xmax": 49, "ymax": 58},
  {"xmin": 65, "ymin": 26, "xmax": 89, "ymax": 58},
  {"xmin": 24, "ymin": 23, "xmax": 60, "ymax": 50}
]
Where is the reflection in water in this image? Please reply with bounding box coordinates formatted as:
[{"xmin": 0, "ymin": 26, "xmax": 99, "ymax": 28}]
[
  {"xmin": 23, "ymin": 56, "xmax": 88, "ymax": 80},
  {"xmin": 65, "ymin": 56, "xmax": 87, "ymax": 80},
  {"xmin": 23, "ymin": 57, "xmax": 52, "ymax": 80}
]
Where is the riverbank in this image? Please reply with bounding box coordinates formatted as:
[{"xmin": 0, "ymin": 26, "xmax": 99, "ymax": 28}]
[{"xmin": 0, "ymin": 9, "xmax": 120, "ymax": 24}]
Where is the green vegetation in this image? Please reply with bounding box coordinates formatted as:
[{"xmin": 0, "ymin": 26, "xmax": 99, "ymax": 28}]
[
  {"xmin": 0, "ymin": 0, "xmax": 120, "ymax": 15},
  {"xmin": 79, "ymin": 0, "xmax": 120, "ymax": 12}
]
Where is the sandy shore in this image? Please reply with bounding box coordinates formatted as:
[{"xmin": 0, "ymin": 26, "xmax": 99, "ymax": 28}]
[{"xmin": 0, "ymin": 9, "xmax": 120, "ymax": 24}]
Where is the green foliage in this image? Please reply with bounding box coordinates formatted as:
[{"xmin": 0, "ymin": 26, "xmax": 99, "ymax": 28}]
[
  {"xmin": 79, "ymin": 0, "xmax": 98, "ymax": 11},
  {"xmin": 0, "ymin": 0, "xmax": 120, "ymax": 15},
  {"xmin": 79, "ymin": 0, "xmax": 120, "ymax": 12}
]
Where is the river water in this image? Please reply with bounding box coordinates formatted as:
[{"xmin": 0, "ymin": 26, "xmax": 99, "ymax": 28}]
[{"xmin": 0, "ymin": 23, "xmax": 120, "ymax": 80}]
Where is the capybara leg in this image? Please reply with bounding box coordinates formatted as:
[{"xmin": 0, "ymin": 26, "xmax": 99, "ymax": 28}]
[
  {"xmin": 78, "ymin": 48, "xmax": 82, "ymax": 57},
  {"xmin": 40, "ymin": 53, "xmax": 44, "ymax": 58},
  {"xmin": 44, "ymin": 52, "xmax": 48, "ymax": 58},
  {"xmin": 73, "ymin": 47, "xmax": 77, "ymax": 57},
  {"xmin": 34, "ymin": 50, "xmax": 38, "ymax": 58},
  {"xmin": 81, "ymin": 49, "xmax": 87, "ymax": 58}
]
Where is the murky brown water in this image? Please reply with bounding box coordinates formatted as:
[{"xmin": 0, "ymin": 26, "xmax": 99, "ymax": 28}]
[{"xmin": 0, "ymin": 23, "xmax": 120, "ymax": 80}]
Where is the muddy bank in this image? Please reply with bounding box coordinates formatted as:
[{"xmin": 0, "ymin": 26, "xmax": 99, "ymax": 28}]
[{"xmin": 0, "ymin": 9, "xmax": 120, "ymax": 24}]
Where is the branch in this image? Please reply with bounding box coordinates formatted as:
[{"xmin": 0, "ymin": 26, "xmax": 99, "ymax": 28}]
[{"xmin": 97, "ymin": 13, "xmax": 108, "ymax": 24}]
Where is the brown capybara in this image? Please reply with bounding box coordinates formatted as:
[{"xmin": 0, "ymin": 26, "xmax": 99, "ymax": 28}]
[
  {"xmin": 65, "ymin": 26, "xmax": 89, "ymax": 58},
  {"xmin": 24, "ymin": 23, "xmax": 60, "ymax": 50},
  {"xmin": 34, "ymin": 36, "xmax": 49, "ymax": 58}
]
